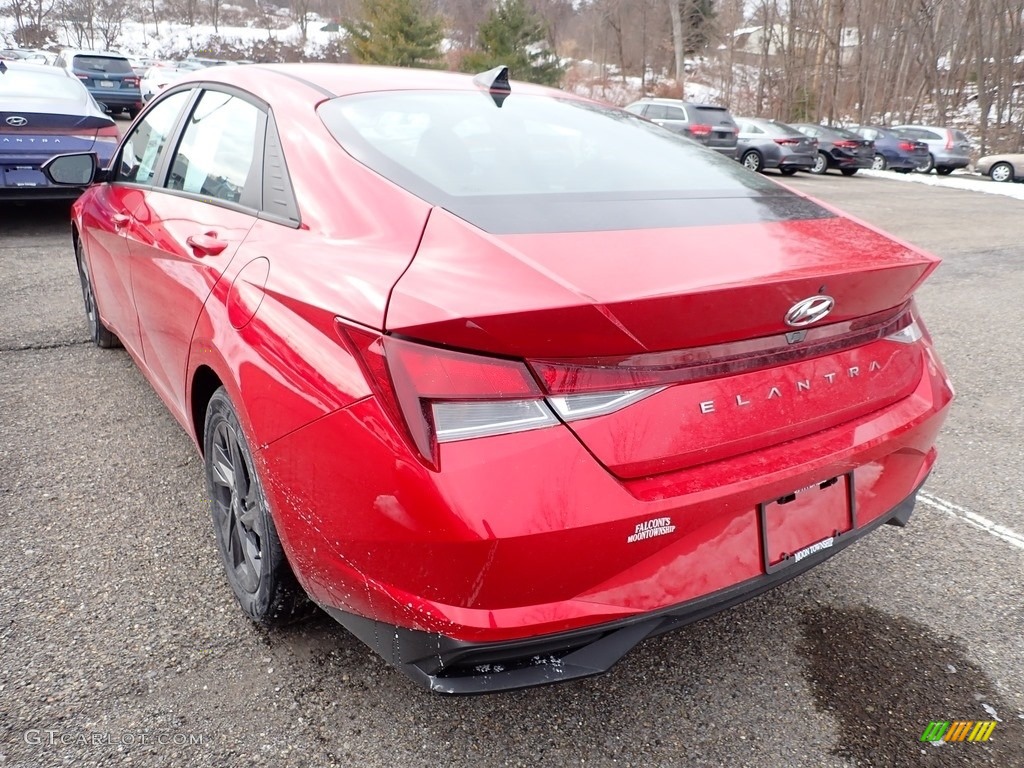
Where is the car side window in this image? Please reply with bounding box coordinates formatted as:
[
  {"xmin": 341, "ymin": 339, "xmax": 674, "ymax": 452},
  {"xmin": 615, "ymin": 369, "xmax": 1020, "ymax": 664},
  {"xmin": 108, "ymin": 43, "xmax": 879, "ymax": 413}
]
[
  {"xmin": 746, "ymin": 123, "xmax": 764, "ymax": 134},
  {"xmin": 165, "ymin": 90, "xmax": 261, "ymax": 205},
  {"xmin": 116, "ymin": 91, "xmax": 191, "ymax": 185},
  {"xmin": 665, "ymin": 107, "xmax": 687, "ymax": 121},
  {"xmin": 644, "ymin": 105, "xmax": 667, "ymax": 120}
]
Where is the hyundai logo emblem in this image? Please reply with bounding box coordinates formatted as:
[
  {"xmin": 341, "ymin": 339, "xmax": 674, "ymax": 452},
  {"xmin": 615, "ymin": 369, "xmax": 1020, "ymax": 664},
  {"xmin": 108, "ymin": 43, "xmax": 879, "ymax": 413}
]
[
  {"xmin": 785, "ymin": 295, "xmax": 835, "ymax": 327},
  {"xmin": 5, "ymin": 115, "xmax": 28, "ymax": 127}
]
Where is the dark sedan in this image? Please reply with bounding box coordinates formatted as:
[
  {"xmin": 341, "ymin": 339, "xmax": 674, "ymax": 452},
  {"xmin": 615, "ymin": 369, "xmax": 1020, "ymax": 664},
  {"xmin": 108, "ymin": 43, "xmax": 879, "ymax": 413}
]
[
  {"xmin": 734, "ymin": 117, "xmax": 818, "ymax": 175},
  {"xmin": 0, "ymin": 60, "xmax": 119, "ymax": 199},
  {"xmin": 791, "ymin": 123, "xmax": 874, "ymax": 176},
  {"xmin": 848, "ymin": 125, "xmax": 929, "ymax": 172}
]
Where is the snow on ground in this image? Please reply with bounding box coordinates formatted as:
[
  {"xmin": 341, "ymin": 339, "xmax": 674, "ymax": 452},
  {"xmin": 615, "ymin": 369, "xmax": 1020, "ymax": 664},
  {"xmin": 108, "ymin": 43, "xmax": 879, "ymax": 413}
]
[
  {"xmin": 860, "ymin": 168, "xmax": 1024, "ymax": 201},
  {"xmin": 0, "ymin": 16, "xmax": 344, "ymax": 60}
]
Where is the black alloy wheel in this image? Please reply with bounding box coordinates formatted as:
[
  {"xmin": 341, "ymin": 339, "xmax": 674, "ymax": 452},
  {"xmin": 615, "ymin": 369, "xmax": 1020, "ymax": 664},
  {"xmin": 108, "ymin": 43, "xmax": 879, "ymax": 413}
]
[
  {"xmin": 75, "ymin": 238, "xmax": 119, "ymax": 348},
  {"xmin": 204, "ymin": 388, "xmax": 310, "ymax": 626}
]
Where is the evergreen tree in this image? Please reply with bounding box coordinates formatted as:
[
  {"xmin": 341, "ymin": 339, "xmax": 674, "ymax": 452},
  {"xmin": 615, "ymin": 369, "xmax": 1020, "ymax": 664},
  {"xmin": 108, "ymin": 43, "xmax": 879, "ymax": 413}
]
[
  {"xmin": 461, "ymin": 0, "xmax": 563, "ymax": 87},
  {"xmin": 347, "ymin": 0, "xmax": 443, "ymax": 69}
]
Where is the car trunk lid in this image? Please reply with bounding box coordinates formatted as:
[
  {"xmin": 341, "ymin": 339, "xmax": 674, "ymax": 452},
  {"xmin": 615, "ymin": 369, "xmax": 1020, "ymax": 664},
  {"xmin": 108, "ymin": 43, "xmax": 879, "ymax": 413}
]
[{"xmin": 387, "ymin": 202, "xmax": 938, "ymax": 477}]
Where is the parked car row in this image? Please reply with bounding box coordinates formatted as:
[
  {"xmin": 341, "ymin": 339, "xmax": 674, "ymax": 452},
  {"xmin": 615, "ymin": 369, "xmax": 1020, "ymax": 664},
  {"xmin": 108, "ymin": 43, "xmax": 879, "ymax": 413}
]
[{"xmin": 623, "ymin": 97, "xmax": 1023, "ymax": 184}]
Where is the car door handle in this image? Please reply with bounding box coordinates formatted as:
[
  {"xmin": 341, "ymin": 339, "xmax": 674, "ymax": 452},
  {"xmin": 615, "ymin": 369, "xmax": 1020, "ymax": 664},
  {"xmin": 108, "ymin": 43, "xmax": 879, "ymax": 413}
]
[{"xmin": 186, "ymin": 233, "xmax": 228, "ymax": 257}]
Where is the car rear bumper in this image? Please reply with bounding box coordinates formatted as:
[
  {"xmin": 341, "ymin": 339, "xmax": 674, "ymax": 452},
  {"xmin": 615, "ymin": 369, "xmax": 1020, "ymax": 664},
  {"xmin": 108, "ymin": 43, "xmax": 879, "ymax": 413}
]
[
  {"xmin": 832, "ymin": 154, "xmax": 873, "ymax": 169},
  {"xmin": 88, "ymin": 90, "xmax": 142, "ymax": 108},
  {"xmin": 260, "ymin": 339, "xmax": 952, "ymax": 691},
  {"xmin": 324, "ymin": 480, "xmax": 922, "ymax": 694}
]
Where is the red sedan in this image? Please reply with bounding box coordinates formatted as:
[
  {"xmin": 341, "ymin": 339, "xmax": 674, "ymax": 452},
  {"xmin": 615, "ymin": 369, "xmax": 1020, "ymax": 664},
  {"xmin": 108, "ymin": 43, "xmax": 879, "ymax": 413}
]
[{"xmin": 44, "ymin": 64, "xmax": 953, "ymax": 693}]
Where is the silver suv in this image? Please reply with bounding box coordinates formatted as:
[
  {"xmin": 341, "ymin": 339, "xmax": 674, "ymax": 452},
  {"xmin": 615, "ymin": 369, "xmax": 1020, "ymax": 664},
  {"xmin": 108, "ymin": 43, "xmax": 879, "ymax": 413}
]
[
  {"xmin": 624, "ymin": 98, "xmax": 739, "ymax": 158},
  {"xmin": 891, "ymin": 125, "xmax": 972, "ymax": 175}
]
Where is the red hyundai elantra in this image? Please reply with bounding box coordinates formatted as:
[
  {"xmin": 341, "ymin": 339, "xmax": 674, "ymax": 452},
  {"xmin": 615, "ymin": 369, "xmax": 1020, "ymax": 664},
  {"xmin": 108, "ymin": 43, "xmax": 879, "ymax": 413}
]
[{"xmin": 44, "ymin": 64, "xmax": 953, "ymax": 693}]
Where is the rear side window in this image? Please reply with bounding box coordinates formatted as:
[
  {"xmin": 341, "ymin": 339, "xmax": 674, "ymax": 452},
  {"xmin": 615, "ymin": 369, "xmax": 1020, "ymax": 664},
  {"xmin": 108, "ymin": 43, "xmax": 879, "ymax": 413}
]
[
  {"xmin": 166, "ymin": 90, "xmax": 261, "ymax": 204},
  {"xmin": 117, "ymin": 90, "xmax": 191, "ymax": 185},
  {"xmin": 73, "ymin": 55, "xmax": 133, "ymax": 74},
  {"xmin": 954, "ymin": 130, "xmax": 970, "ymax": 143}
]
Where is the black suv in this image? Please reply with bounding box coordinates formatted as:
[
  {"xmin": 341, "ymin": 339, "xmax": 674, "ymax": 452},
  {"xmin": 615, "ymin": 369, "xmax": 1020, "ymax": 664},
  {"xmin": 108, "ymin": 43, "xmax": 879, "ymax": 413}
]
[
  {"xmin": 55, "ymin": 49, "xmax": 142, "ymax": 118},
  {"xmin": 624, "ymin": 98, "xmax": 739, "ymax": 158}
]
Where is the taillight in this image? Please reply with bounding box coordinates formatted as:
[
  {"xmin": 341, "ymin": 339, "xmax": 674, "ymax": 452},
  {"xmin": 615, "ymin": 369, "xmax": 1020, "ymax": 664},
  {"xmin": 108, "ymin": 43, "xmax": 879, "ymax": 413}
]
[
  {"xmin": 337, "ymin": 323, "xmax": 558, "ymax": 469},
  {"xmin": 834, "ymin": 140, "xmax": 859, "ymax": 149},
  {"xmin": 945, "ymin": 130, "xmax": 954, "ymax": 150},
  {"xmin": 898, "ymin": 141, "xmax": 916, "ymax": 152},
  {"xmin": 529, "ymin": 306, "xmax": 916, "ymax": 395},
  {"xmin": 689, "ymin": 124, "xmax": 712, "ymax": 137},
  {"xmin": 96, "ymin": 123, "xmax": 119, "ymax": 138},
  {"xmin": 774, "ymin": 138, "xmax": 800, "ymax": 145},
  {"xmin": 75, "ymin": 74, "xmax": 88, "ymax": 80},
  {"xmin": 124, "ymin": 76, "xmax": 139, "ymax": 87}
]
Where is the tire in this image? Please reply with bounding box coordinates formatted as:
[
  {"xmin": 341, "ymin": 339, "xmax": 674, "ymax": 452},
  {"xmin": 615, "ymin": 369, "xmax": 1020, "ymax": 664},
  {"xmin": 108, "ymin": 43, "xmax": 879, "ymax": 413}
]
[
  {"xmin": 989, "ymin": 162, "xmax": 1014, "ymax": 183},
  {"xmin": 810, "ymin": 152, "xmax": 829, "ymax": 175},
  {"xmin": 935, "ymin": 166, "xmax": 953, "ymax": 176},
  {"xmin": 779, "ymin": 167, "xmax": 799, "ymax": 176},
  {"xmin": 127, "ymin": 108, "xmax": 139, "ymax": 119},
  {"xmin": 840, "ymin": 168, "xmax": 858, "ymax": 176},
  {"xmin": 204, "ymin": 388, "xmax": 311, "ymax": 627},
  {"xmin": 916, "ymin": 154, "xmax": 935, "ymax": 173},
  {"xmin": 871, "ymin": 154, "xmax": 887, "ymax": 171},
  {"xmin": 75, "ymin": 238, "xmax": 120, "ymax": 348},
  {"xmin": 741, "ymin": 150, "xmax": 764, "ymax": 173}
]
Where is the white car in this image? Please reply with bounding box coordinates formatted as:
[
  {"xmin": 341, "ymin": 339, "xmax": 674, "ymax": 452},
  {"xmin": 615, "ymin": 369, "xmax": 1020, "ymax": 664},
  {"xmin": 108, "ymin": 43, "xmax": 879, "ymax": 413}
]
[{"xmin": 140, "ymin": 64, "xmax": 193, "ymax": 102}]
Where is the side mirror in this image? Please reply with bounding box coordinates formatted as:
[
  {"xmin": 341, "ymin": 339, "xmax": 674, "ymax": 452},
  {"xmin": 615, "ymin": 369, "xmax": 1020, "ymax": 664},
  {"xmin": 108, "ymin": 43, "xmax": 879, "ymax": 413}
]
[{"xmin": 42, "ymin": 153, "xmax": 98, "ymax": 186}]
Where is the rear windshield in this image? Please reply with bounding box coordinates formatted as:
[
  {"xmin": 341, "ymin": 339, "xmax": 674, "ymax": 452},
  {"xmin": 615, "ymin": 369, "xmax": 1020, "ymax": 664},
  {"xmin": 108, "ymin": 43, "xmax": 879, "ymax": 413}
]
[
  {"xmin": 692, "ymin": 105, "xmax": 735, "ymax": 124},
  {"xmin": 319, "ymin": 91, "xmax": 825, "ymax": 234},
  {"xmin": 73, "ymin": 55, "xmax": 133, "ymax": 73},
  {"xmin": 0, "ymin": 68, "xmax": 85, "ymax": 100},
  {"xmin": 827, "ymin": 126, "xmax": 862, "ymax": 140}
]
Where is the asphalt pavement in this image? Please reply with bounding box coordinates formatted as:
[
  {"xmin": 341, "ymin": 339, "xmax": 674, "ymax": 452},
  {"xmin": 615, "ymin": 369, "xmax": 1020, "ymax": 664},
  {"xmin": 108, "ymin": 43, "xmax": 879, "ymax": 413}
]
[{"xmin": 1, "ymin": 172, "xmax": 1021, "ymax": 768}]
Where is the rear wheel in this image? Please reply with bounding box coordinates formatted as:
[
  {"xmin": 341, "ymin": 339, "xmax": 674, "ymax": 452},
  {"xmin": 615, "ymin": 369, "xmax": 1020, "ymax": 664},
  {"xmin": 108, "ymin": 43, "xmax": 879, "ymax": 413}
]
[
  {"xmin": 935, "ymin": 166, "xmax": 953, "ymax": 176},
  {"xmin": 779, "ymin": 167, "xmax": 799, "ymax": 176},
  {"xmin": 741, "ymin": 150, "xmax": 764, "ymax": 173},
  {"xmin": 810, "ymin": 152, "xmax": 829, "ymax": 175},
  {"xmin": 871, "ymin": 154, "xmax": 887, "ymax": 171},
  {"xmin": 990, "ymin": 162, "xmax": 1014, "ymax": 183},
  {"xmin": 75, "ymin": 238, "xmax": 120, "ymax": 348},
  {"xmin": 916, "ymin": 154, "xmax": 935, "ymax": 173},
  {"xmin": 204, "ymin": 388, "xmax": 311, "ymax": 626},
  {"xmin": 127, "ymin": 108, "xmax": 139, "ymax": 119},
  {"xmin": 840, "ymin": 168, "xmax": 859, "ymax": 176}
]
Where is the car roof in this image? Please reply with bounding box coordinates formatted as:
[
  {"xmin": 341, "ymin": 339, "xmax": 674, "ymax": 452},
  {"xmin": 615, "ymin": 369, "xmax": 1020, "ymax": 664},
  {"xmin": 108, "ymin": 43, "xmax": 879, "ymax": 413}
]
[
  {"xmin": 0, "ymin": 60, "xmax": 81, "ymax": 81},
  {"xmin": 62, "ymin": 49, "xmax": 127, "ymax": 59},
  {"xmin": 175, "ymin": 63, "xmax": 567, "ymax": 101}
]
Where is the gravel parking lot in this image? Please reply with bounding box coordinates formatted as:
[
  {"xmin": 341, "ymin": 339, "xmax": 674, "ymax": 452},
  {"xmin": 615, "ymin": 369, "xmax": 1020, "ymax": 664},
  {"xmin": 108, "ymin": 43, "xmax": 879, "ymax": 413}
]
[{"xmin": 1, "ymin": 173, "xmax": 1022, "ymax": 768}]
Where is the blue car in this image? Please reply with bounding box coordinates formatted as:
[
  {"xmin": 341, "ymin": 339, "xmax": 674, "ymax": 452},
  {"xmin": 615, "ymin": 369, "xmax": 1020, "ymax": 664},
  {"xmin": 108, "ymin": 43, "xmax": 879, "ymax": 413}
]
[
  {"xmin": 848, "ymin": 125, "xmax": 930, "ymax": 172},
  {"xmin": 0, "ymin": 60, "xmax": 119, "ymax": 199},
  {"xmin": 55, "ymin": 49, "xmax": 143, "ymax": 118}
]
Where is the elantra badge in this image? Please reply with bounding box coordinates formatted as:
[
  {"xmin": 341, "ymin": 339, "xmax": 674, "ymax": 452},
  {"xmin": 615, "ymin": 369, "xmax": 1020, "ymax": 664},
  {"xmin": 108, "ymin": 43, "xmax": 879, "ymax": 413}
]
[{"xmin": 785, "ymin": 295, "xmax": 834, "ymax": 327}]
